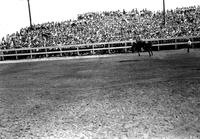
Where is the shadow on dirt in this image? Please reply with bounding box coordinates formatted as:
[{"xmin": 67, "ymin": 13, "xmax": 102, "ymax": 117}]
[
  {"xmin": 119, "ymin": 59, "xmax": 141, "ymax": 63},
  {"xmin": 192, "ymin": 68, "xmax": 200, "ymax": 71}
]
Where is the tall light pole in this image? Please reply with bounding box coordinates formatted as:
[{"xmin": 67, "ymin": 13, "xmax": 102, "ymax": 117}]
[
  {"xmin": 27, "ymin": 0, "xmax": 32, "ymax": 27},
  {"xmin": 163, "ymin": 0, "xmax": 166, "ymax": 26}
]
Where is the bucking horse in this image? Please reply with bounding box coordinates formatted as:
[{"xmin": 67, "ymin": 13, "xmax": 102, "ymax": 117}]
[{"xmin": 131, "ymin": 40, "xmax": 153, "ymax": 57}]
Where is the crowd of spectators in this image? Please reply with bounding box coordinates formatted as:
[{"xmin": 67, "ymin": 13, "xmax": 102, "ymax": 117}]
[{"xmin": 1, "ymin": 5, "xmax": 200, "ymax": 49}]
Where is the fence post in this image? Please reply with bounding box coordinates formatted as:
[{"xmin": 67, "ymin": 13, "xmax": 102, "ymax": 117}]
[
  {"xmin": 77, "ymin": 47, "xmax": 80, "ymax": 56},
  {"xmin": 60, "ymin": 47, "xmax": 63, "ymax": 57},
  {"xmin": 45, "ymin": 48, "xmax": 48, "ymax": 57},
  {"xmin": 15, "ymin": 50, "xmax": 18, "ymax": 60},
  {"xmin": 124, "ymin": 42, "xmax": 127, "ymax": 53},
  {"xmin": 157, "ymin": 41, "xmax": 160, "ymax": 51},
  {"xmin": 108, "ymin": 44, "xmax": 111, "ymax": 54},
  {"xmin": 92, "ymin": 45, "xmax": 95, "ymax": 55},
  {"xmin": 30, "ymin": 49, "xmax": 33, "ymax": 59},
  {"xmin": 175, "ymin": 39, "xmax": 177, "ymax": 49},
  {"xmin": 0, "ymin": 50, "xmax": 4, "ymax": 61}
]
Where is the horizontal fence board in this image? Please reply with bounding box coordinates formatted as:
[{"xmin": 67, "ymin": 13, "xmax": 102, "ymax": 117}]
[
  {"xmin": 152, "ymin": 41, "xmax": 200, "ymax": 47},
  {"xmin": 3, "ymin": 50, "xmax": 77, "ymax": 56},
  {"xmin": 0, "ymin": 36, "xmax": 200, "ymax": 60},
  {"xmin": 2, "ymin": 46, "xmax": 132, "ymax": 57},
  {"xmin": 0, "ymin": 36, "xmax": 198, "ymax": 52},
  {"xmin": 0, "ymin": 41, "xmax": 133, "ymax": 52}
]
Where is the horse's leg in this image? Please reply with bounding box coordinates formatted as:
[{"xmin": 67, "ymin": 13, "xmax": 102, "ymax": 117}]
[
  {"xmin": 148, "ymin": 50, "xmax": 151, "ymax": 57},
  {"xmin": 148, "ymin": 47, "xmax": 153, "ymax": 56},
  {"xmin": 148, "ymin": 49, "xmax": 152, "ymax": 56},
  {"xmin": 144, "ymin": 47, "xmax": 151, "ymax": 57},
  {"xmin": 136, "ymin": 47, "xmax": 141, "ymax": 56},
  {"xmin": 138, "ymin": 48, "xmax": 141, "ymax": 56}
]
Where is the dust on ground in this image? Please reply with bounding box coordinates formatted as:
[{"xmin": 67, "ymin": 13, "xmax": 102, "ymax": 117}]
[{"xmin": 0, "ymin": 49, "xmax": 200, "ymax": 139}]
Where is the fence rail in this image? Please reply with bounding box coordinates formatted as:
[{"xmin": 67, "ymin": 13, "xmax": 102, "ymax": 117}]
[{"xmin": 1, "ymin": 36, "xmax": 200, "ymax": 61}]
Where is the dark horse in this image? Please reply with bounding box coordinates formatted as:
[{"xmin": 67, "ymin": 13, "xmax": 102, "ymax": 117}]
[{"xmin": 132, "ymin": 40, "xmax": 153, "ymax": 56}]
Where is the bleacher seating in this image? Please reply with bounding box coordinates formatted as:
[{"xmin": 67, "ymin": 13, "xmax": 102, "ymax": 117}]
[{"xmin": 1, "ymin": 5, "xmax": 200, "ymax": 49}]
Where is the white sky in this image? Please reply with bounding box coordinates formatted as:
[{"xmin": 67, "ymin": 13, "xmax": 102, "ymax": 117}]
[{"xmin": 0, "ymin": 0, "xmax": 199, "ymax": 39}]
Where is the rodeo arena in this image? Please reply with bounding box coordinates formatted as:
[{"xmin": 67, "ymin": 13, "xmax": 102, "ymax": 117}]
[{"xmin": 1, "ymin": 1, "xmax": 200, "ymax": 139}]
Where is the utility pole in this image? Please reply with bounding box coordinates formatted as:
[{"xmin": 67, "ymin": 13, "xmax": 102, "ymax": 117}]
[
  {"xmin": 27, "ymin": 0, "xmax": 32, "ymax": 27},
  {"xmin": 163, "ymin": 0, "xmax": 166, "ymax": 26}
]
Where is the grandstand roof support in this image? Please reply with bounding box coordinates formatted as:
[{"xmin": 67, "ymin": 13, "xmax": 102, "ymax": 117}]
[
  {"xmin": 27, "ymin": 0, "xmax": 32, "ymax": 28},
  {"xmin": 163, "ymin": 0, "xmax": 166, "ymax": 26}
]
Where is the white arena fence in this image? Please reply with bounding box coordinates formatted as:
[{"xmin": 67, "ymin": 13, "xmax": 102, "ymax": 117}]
[{"xmin": 0, "ymin": 36, "xmax": 200, "ymax": 61}]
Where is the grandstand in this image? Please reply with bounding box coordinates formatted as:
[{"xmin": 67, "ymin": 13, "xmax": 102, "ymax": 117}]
[{"xmin": 1, "ymin": 6, "xmax": 200, "ymax": 50}]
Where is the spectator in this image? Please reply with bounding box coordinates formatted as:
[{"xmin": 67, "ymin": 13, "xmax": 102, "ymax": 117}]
[
  {"xmin": 1, "ymin": 5, "xmax": 200, "ymax": 49},
  {"xmin": 187, "ymin": 38, "xmax": 192, "ymax": 53}
]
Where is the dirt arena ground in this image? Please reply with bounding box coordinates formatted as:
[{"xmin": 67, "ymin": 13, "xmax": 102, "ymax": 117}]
[{"xmin": 0, "ymin": 49, "xmax": 200, "ymax": 139}]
